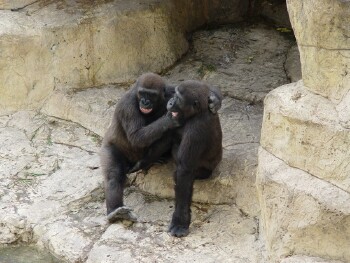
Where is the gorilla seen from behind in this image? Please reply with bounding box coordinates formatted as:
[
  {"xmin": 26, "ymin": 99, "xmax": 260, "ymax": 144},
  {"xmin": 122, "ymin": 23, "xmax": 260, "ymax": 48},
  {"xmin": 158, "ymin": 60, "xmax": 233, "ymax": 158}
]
[
  {"xmin": 100, "ymin": 73, "xmax": 222, "ymax": 223},
  {"xmin": 166, "ymin": 80, "xmax": 223, "ymax": 237}
]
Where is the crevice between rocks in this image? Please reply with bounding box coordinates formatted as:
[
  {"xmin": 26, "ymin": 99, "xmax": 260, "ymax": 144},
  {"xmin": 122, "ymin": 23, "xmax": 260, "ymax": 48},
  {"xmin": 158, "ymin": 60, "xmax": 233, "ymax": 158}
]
[
  {"xmin": 2, "ymin": 0, "xmax": 41, "ymax": 11},
  {"xmin": 299, "ymin": 43, "xmax": 350, "ymax": 52}
]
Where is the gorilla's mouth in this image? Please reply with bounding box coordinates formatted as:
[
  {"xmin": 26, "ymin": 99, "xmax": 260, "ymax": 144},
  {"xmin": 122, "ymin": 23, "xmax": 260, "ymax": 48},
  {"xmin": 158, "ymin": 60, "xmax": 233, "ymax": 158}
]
[
  {"xmin": 171, "ymin": 112, "xmax": 178, "ymax": 118},
  {"xmin": 140, "ymin": 107, "xmax": 152, "ymax": 114}
]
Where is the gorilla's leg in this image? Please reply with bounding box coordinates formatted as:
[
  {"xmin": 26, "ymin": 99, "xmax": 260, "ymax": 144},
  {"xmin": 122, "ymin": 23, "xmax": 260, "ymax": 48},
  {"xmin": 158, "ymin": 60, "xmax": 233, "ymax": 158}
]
[
  {"xmin": 100, "ymin": 143, "xmax": 136, "ymax": 222},
  {"xmin": 169, "ymin": 166, "xmax": 195, "ymax": 237}
]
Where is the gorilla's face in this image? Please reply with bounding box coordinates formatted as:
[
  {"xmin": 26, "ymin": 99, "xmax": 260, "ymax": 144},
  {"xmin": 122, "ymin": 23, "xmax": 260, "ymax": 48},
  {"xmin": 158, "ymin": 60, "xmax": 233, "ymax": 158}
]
[
  {"xmin": 137, "ymin": 87, "xmax": 162, "ymax": 114},
  {"xmin": 167, "ymin": 85, "xmax": 201, "ymax": 120}
]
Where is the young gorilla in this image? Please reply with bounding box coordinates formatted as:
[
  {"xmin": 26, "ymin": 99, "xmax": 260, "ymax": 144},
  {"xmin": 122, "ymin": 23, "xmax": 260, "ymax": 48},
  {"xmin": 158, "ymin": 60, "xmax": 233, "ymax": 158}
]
[
  {"xmin": 100, "ymin": 73, "xmax": 222, "ymax": 223},
  {"xmin": 166, "ymin": 80, "xmax": 223, "ymax": 237},
  {"xmin": 100, "ymin": 73, "xmax": 179, "ymax": 222}
]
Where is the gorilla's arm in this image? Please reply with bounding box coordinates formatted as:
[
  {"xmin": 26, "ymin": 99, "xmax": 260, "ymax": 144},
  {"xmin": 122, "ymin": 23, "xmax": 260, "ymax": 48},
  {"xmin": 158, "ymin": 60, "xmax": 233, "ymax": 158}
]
[
  {"xmin": 128, "ymin": 132, "xmax": 173, "ymax": 173},
  {"xmin": 121, "ymin": 100, "xmax": 178, "ymax": 148}
]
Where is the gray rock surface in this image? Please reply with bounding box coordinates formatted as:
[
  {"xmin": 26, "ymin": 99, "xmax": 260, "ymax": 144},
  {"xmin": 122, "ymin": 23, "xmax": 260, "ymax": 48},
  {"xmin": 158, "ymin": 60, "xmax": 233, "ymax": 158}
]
[
  {"xmin": 285, "ymin": 45, "xmax": 302, "ymax": 82},
  {"xmin": 287, "ymin": 0, "xmax": 350, "ymax": 102},
  {"xmin": 164, "ymin": 23, "xmax": 294, "ymax": 103},
  {"xmin": 257, "ymin": 148, "xmax": 350, "ymax": 263},
  {"xmin": 257, "ymin": 1, "xmax": 350, "ymax": 262},
  {"xmin": 0, "ymin": 0, "xmax": 37, "ymax": 10},
  {"xmin": 0, "ymin": 112, "xmax": 265, "ymax": 262}
]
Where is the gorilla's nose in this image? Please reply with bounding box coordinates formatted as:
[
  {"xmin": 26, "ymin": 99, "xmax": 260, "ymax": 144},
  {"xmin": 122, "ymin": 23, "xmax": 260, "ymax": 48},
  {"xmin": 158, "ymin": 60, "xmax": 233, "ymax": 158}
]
[{"xmin": 141, "ymin": 98, "xmax": 151, "ymax": 107}]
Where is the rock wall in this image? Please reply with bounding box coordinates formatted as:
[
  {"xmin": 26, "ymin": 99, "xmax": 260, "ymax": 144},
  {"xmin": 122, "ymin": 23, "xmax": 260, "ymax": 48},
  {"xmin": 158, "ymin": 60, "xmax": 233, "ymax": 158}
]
[
  {"xmin": 0, "ymin": 0, "xmax": 248, "ymax": 115},
  {"xmin": 257, "ymin": 0, "xmax": 350, "ymax": 262}
]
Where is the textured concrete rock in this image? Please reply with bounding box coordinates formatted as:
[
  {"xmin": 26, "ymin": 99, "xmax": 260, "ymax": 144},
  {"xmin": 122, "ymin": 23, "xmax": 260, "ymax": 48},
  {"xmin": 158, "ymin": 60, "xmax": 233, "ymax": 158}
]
[
  {"xmin": 0, "ymin": 0, "xmax": 250, "ymax": 114},
  {"xmin": 281, "ymin": 256, "xmax": 345, "ymax": 263},
  {"xmin": 258, "ymin": 2, "xmax": 350, "ymax": 262},
  {"xmin": 287, "ymin": 0, "xmax": 350, "ymax": 102},
  {"xmin": 0, "ymin": 212, "xmax": 32, "ymax": 244},
  {"xmin": 257, "ymin": 148, "xmax": 350, "ymax": 263},
  {"xmin": 0, "ymin": 112, "xmax": 265, "ymax": 262},
  {"xmin": 87, "ymin": 192, "xmax": 263, "ymax": 263},
  {"xmin": 0, "ymin": 18, "xmax": 297, "ymax": 261},
  {"xmin": 0, "ymin": 0, "xmax": 36, "ymax": 10},
  {"xmin": 41, "ymin": 85, "xmax": 125, "ymax": 137},
  {"xmin": 165, "ymin": 23, "xmax": 294, "ymax": 103},
  {"xmin": 261, "ymin": 81, "xmax": 350, "ymax": 193},
  {"xmin": 0, "ymin": 0, "xmax": 188, "ymax": 114}
]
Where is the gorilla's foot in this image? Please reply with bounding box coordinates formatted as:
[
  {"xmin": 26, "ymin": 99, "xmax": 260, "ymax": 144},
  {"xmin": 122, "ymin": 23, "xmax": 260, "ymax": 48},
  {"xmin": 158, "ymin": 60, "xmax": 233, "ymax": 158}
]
[
  {"xmin": 107, "ymin": 206, "xmax": 137, "ymax": 223},
  {"xmin": 168, "ymin": 224, "xmax": 189, "ymax": 237}
]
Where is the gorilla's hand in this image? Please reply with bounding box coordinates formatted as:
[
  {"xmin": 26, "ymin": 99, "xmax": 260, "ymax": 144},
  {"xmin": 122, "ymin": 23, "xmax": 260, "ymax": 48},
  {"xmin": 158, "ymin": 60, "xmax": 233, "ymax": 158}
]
[
  {"xmin": 208, "ymin": 90, "xmax": 222, "ymax": 114},
  {"xmin": 128, "ymin": 160, "xmax": 149, "ymax": 174},
  {"xmin": 166, "ymin": 111, "xmax": 183, "ymax": 128}
]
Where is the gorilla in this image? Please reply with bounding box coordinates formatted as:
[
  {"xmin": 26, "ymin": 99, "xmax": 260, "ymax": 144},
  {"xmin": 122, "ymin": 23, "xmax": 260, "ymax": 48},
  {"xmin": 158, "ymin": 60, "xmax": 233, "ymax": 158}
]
[
  {"xmin": 100, "ymin": 73, "xmax": 222, "ymax": 223},
  {"xmin": 166, "ymin": 80, "xmax": 223, "ymax": 237}
]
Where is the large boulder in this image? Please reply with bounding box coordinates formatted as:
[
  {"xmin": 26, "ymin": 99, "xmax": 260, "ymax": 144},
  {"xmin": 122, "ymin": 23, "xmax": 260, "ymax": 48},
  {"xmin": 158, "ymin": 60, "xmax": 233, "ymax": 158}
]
[
  {"xmin": 261, "ymin": 81, "xmax": 350, "ymax": 193},
  {"xmin": 258, "ymin": 3, "xmax": 350, "ymax": 260},
  {"xmin": 257, "ymin": 148, "xmax": 350, "ymax": 263},
  {"xmin": 0, "ymin": 0, "xmax": 188, "ymax": 114},
  {"xmin": 287, "ymin": 0, "xmax": 350, "ymax": 102}
]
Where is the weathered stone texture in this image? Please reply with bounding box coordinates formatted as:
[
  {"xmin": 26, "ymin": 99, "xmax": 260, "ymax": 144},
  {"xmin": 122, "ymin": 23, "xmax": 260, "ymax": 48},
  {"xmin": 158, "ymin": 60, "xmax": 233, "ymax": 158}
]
[
  {"xmin": 41, "ymin": 85, "xmax": 125, "ymax": 137},
  {"xmin": 281, "ymin": 256, "xmax": 345, "ymax": 263},
  {"xmin": 261, "ymin": 81, "xmax": 350, "ymax": 193},
  {"xmin": 0, "ymin": 111, "xmax": 265, "ymax": 262},
  {"xmin": 257, "ymin": 148, "xmax": 350, "ymax": 263},
  {"xmin": 287, "ymin": 0, "xmax": 350, "ymax": 102},
  {"xmin": 165, "ymin": 23, "xmax": 293, "ymax": 103},
  {"xmin": 0, "ymin": 0, "xmax": 188, "ymax": 113},
  {"xmin": 0, "ymin": 0, "xmax": 249, "ymax": 114},
  {"xmin": 0, "ymin": 0, "xmax": 36, "ymax": 9},
  {"xmin": 258, "ymin": 1, "xmax": 350, "ymax": 261}
]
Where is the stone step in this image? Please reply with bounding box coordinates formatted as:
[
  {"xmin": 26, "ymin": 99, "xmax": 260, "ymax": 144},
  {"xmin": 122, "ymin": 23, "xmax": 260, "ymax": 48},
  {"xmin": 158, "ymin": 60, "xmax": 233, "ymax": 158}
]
[
  {"xmin": 134, "ymin": 97, "xmax": 263, "ymax": 216},
  {"xmin": 0, "ymin": 111, "xmax": 265, "ymax": 262},
  {"xmin": 257, "ymin": 147, "xmax": 350, "ymax": 263}
]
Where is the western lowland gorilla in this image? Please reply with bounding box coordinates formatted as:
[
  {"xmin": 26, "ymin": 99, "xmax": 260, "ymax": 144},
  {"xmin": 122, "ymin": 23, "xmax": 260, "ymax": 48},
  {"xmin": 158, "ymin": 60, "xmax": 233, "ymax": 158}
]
[
  {"xmin": 100, "ymin": 73, "xmax": 222, "ymax": 223},
  {"xmin": 166, "ymin": 80, "xmax": 223, "ymax": 237}
]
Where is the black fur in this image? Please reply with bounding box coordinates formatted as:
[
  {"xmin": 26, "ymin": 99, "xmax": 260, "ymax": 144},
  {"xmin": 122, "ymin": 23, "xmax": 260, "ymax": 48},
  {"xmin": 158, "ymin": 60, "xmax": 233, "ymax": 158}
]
[
  {"xmin": 100, "ymin": 73, "xmax": 179, "ymax": 220},
  {"xmin": 167, "ymin": 80, "xmax": 223, "ymax": 237}
]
